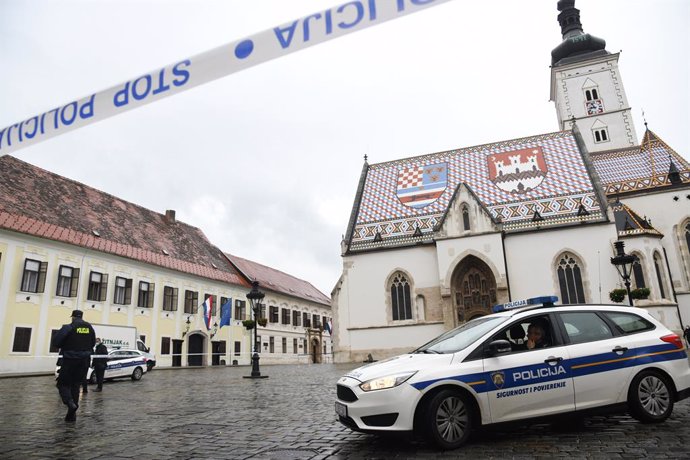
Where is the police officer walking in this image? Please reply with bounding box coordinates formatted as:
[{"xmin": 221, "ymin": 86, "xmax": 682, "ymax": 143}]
[
  {"xmin": 51, "ymin": 310, "xmax": 96, "ymax": 422},
  {"xmin": 92, "ymin": 338, "xmax": 108, "ymax": 392}
]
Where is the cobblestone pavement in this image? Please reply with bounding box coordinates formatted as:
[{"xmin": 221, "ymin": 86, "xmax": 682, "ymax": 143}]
[{"xmin": 1, "ymin": 363, "xmax": 689, "ymax": 459}]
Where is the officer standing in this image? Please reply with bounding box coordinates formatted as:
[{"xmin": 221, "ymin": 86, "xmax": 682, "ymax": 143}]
[
  {"xmin": 92, "ymin": 338, "xmax": 108, "ymax": 392},
  {"xmin": 51, "ymin": 310, "xmax": 96, "ymax": 422}
]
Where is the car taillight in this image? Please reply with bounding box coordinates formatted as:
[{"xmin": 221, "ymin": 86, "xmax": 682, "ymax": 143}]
[{"xmin": 660, "ymin": 334, "xmax": 684, "ymax": 349}]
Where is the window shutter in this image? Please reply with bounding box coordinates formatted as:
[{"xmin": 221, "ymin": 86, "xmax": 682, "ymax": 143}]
[
  {"xmin": 38, "ymin": 262, "xmax": 48, "ymax": 293},
  {"xmin": 147, "ymin": 283, "xmax": 155, "ymax": 308},
  {"xmin": 173, "ymin": 288, "xmax": 179, "ymax": 311},
  {"xmin": 70, "ymin": 268, "xmax": 80, "ymax": 297},
  {"xmin": 125, "ymin": 278, "xmax": 132, "ymax": 304},
  {"xmin": 99, "ymin": 273, "xmax": 109, "ymax": 301}
]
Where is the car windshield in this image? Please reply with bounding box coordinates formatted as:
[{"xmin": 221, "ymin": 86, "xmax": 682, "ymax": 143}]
[{"xmin": 413, "ymin": 316, "xmax": 507, "ymax": 354}]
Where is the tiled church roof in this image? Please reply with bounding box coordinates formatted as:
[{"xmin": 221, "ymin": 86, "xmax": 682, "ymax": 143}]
[
  {"xmin": 225, "ymin": 254, "xmax": 331, "ymax": 307},
  {"xmin": 0, "ymin": 155, "xmax": 248, "ymax": 286},
  {"xmin": 590, "ymin": 129, "xmax": 690, "ymax": 196},
  {"xmin": 610, "ymin": 201, "xmax": 663, "ymax": 238},
  {"xmin": 346, "ymin": 130, "xmax": 607, "ymax": 252}
]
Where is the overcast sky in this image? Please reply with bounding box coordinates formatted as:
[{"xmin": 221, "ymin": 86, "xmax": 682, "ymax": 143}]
[{"xmin": 1, "ymin": 0, "xmax": 688, "ymax": 296}]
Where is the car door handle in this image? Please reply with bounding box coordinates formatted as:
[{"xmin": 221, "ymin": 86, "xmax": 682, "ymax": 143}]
[
  {"xmin": 544, "ymin": 356, "xmax": 563, "ymax": 365},
  {"xmin": 612, "ymin": 346, "xmax": 628, "ymax": 354}
]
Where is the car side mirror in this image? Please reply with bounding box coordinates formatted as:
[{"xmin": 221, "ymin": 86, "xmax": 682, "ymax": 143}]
[
  {"xmin": 146, "ymin": 347, "xmax": 150, "ymax": 353},
  {"xmin": 487, "ymin": 339, "xmax": 512, "ymax": 357}
]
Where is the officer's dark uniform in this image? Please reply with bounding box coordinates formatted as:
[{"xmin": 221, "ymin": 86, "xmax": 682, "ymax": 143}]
[
  {"xmin": 92, "ymin": 340, "xmax": 109, "ymax": 391},
  {"xmin": 51, "ymin": 310, "xmax": 96, "ymax": 422}
]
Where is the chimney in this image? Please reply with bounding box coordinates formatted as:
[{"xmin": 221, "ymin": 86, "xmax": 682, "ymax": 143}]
[{"xmin": 165, "ymin": 209, "xmax": 176, "ymax": 224}]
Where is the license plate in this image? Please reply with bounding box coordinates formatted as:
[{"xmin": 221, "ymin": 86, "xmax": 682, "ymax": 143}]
[{"xmin": 335, "ymin": 401, "xmax": 348, "ymax": 417}]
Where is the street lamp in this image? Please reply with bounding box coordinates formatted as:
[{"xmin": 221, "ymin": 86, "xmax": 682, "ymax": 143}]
[
  {"xmin": 210, "ymin": 321, "xmax": 219, "ymax": 339},
  {"xmin": 182, "ymin": 316, "xmax": 192, "ymax": 338},
  {"xmin": 610, "ymin": 241, "xmax": 638, "ymax": 306},
  {"xmin": 244, "ymin": 280, "xmax": 268, "ymax": 379}
]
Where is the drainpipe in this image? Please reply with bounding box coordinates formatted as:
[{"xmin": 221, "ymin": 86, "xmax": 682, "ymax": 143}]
[
  {"xmin": 662, "ymin": 247, "xmax": 683, "ymax": 325},
  {"xmin": 501, "ymin": 231, "xmax": 512, "ymax": 302}
]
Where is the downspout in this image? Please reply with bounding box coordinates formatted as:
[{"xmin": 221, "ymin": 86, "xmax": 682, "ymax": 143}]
[{"xmin": 662, "ymin": 247, "xmax": 682, "ymax": 325}]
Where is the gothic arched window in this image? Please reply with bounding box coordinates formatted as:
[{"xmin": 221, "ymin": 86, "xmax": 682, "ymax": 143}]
[
  {"xmin": 390, "ymin": 273, "xmax": 412, "ymax": 321},
  {"xmin": 556, "ymin": 253, "xmax": 586, "ymax": 304},
  {"xmin": 653, "ymin": 252, "xmax": 667, "ymax": 299},
  {"xmin": 462, "ymin": 205, "xmax": 471, "ymax": 231},
  {"xmin": 632, "ymin": 256, "xmax": 646, "ymax": 289},
  {"xmin": 685, "ymin": 222, "xmax": 690, "ymax": 256}
]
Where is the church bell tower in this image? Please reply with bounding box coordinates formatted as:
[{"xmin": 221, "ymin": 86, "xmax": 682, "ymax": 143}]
[{"xmin": 549, "ymin": 0, "xmax": 638, "ymax": 153}]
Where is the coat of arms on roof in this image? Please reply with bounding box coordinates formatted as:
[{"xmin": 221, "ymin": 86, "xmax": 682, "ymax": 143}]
[
  {"xmin": 396, "ymin": 162, "xmax": 447, "ymax": 209},
  {"xmin": 487, "ymin": 147, "xmax": 548, "ymax": 194}
]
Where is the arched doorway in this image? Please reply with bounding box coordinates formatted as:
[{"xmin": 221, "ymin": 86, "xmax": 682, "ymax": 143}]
[
  {"xmin": 452, "ymin": 255, "xmax": 497, "ymax": 323},
  {"xmin": 311, "ymin": 338, "xmax": 322, "ymax": 363},
  {"xmin": 188, "ymin": 333, "xmax": 204, "ymax": 366}
]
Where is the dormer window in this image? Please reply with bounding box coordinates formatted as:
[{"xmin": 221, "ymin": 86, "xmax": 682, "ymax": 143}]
[
  {"xmin": 582, "ymin": 79, "xmax": 604, "ymax": 115},
  {"xmin": 591, "ymin": 119, "xmax": 610, "ymax": 144}
]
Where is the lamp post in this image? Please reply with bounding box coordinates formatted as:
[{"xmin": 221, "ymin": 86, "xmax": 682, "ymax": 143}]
[
  {"xmin": 244, "ymin": 280, "xmax": 268, "ymax": 379},
  {"xmin": 610, "ymin": 241, "xmax": 637, "ymax": 306}
]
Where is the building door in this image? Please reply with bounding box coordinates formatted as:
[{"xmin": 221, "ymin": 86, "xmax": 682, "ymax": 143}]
[
  {"xmin": 211, "ymin": 341, "xmax": 226, "ymax": 366},
  {"xmin": 452, "ymin": 255, "xmax": 497, "ymax": 323},
  {"xmin": 172, "ymin": 340, "xmax": 183, "ymax": 367},
  {"xmin": 188, "ymin": 334, "xmax": 204, "ymax": 366}
]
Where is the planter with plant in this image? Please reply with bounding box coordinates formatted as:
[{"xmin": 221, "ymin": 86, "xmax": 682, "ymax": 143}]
[
  {"xmin": 257, "ymin": 317, "xmax": 268, "ymax": 327},
  {"xmin": 609, "ymin": 288, "xmax": 627, "ymax": 303},
  {"xmin": 630, "ymin": 287, "xmax": 650, "ymax": 300},
  {"xmin": 242, "ymin": 319, "xmax": 256, "ymax": 330}
]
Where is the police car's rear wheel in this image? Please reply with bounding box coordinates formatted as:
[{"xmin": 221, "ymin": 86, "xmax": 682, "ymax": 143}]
[
  {"xmin": 131, "ymin": 367, "xmax": 143, "ymax": 381},
  {"xmin": 628, "ymin": 370, "xmax": 673, "ymax": 423},
  {"xmin": 424, "ymin": 389, "xmax": 473, "ymax": 450}
]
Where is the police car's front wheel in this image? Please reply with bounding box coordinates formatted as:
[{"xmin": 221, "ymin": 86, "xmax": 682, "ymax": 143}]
[
  {"xmin": 131, "ymin": 367, "xmax": 143, "ymax": 381},
  {"xmin": 628, "ymin": 370, "xmax": 674, "ymax": 423},
  {"xmin": 423, "ymin": 389, "xmax": 474, "ymax": 450}
]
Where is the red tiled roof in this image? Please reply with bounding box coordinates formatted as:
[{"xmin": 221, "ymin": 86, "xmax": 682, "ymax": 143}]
[
  {"xmin": 225, "ymin": 253, "xmax": 331, "ymax": 307},
  {"xmin": 0, "ymin": 155, "xmax": 248, "ymax": 286}
]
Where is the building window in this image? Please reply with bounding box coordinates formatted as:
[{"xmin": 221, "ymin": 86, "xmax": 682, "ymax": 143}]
[
  {"xmin": 12, "ymin": 327, "xmax": 31, "ymax": 352},
  {"xmin": 56, "ymin": 265, "xmax": 79, "ymax": 297},
  {"xmin": 585, "ymin": 88, "xmax": 599, "ymax": 101},
  {"xmin": 137, "ymin": 281, "xmax": 154, "ymax": 308},
  {"xmin": 259, "ymin": 304, "xmax": 266, "ymax": 320},
  {"xmin": 632, "ymin": 257, "xmax": 646, "ymax": 289},
  {"xmin": 390, "ymin": 272, "xmax": 412, "ymax": 321},
  {"xmin": 282, "ymin": 337, "xmax": 287, "ymax": 354},
  {"xmin": 87, "ymin": 271, "xmax": 108, "ymax": 301},
  {"xmin": 593, "ymin": 128, "xmax": 609, "ymax": 143},
  {"xmin": 204, "ymin": 294, "xmax": 217, "ymax": 316},
  {"xmin": 292, "ymin": 310, "xmax": 301, "ymax": 326},
  {"xmin": 282, "ymin": 308, "xmax": 291, "ymax": 325},
  {"xmin": 313, "ymin": 314, "xmax": 321, "ymax": 329},
  {"xmin": 161, "ymin": 337, "xmax": 171, "ymax": 355},
  {"xmin": 269, "ymin": 336, "xmax": 274, "ymax": 353},
  {"xmin": 20, "ymin": 259, "xmax": 47, "ymax": 293},
  {"xmin": 293, "ymin": 338, "xmax": 298, "ymax": 354},
  {"xmin": 113, "ymin": 277, "xmax": 132, "ymax": 305},
  {"xmin": 163, "ymin": 287, "xmax": 178, "ymax": 311},
  {"xmin": 184, "ymin": 290, "xmax": 199, "ymax": 314},
  {"xmin": 49, "ymin": 329, "xmax": 60, "ymax": 353},
  {"xmin": 234, "ymin": 341, "xmax": 241, "ymax": 356},
  {"xmin": 220, "ymin": 296, "xmax": 230, "ymax": 312},
  {"xmin": 270, "ymin": 306, "xmax": 279, "ymax": 323},
  {"xmin": 462, "ymin": 204, "xmax": 470, "ymax": 231},
  {"xmin": 303, "ymin": 312, "xmax": 311, "ymax": 328},
  {"xmin": 653, "ymin": 252, "xmax": 667, "ymax": 299},
  {"xmin": 235, "ymin": 300, "xmax": 247, "ymax": 320},
  {"xmin": 556, "ymin": 253, "xmax": 586, "ymax": 304}
]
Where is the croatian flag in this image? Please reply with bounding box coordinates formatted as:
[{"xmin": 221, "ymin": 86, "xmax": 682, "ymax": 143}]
[
  {"xmin": 202, "ymin": 297, "xmax": 213, "ymax": 330},
  {"xmin": 324, "ymin": 319, "xmax": 333, "ymax": 335},
  {"xmin": 219, "ymin": 298, "xmax": 232, "ymax": 329}
]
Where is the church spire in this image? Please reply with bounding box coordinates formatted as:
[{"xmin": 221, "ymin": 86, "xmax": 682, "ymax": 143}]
[{"xmin": 551, "ymin": 0, "xmax": 607, "ymax": 66}]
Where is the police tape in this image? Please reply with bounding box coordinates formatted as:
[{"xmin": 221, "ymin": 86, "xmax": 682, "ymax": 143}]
[{"xmin": 0, "ymin": 0, "xmax": 453, "ymax": 156}]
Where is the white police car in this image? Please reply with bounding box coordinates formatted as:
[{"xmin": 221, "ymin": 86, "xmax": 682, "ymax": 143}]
[
  {"xmin": 335, "ymin": 297, "xmax": 690, "ymax": 450},
  {"xmin": 86, "ymin": 349, "xmax": 148, "ymax": 383}
]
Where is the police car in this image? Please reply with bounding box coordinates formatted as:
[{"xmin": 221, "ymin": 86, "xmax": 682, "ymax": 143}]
[
  {"xmin": 335, "ymin": 297, "xmax": 690, "ymax": 450},
  {"xmin": 86, "ymin": 349, "xmax": 148, "ymax": 383}
]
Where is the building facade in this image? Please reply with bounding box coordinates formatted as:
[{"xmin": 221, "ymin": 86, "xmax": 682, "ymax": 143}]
[
  {"xmin": 0, "ymin": 155, "xmax": 331, "ymax": 375},
  {"xmin": 332, "ymin": 0, "xmax": 690, "ymax": 363}
]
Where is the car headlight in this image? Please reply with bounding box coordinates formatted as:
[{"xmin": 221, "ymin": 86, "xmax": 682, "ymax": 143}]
[{"xmin": 359, "ymin": 371, "xmax": 417, "ymax": 392}]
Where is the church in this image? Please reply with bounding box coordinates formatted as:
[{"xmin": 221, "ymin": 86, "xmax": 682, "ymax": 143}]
[{"xmin": 332, "ymin": 0, "xmax": 690, "ymax": 363}]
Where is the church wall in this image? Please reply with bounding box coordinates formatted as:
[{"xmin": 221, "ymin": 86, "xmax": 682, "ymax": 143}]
[
  {"xmin": 334, "ymin": 245, "xmax": 442, "ymax": 362},
  {"xmin": 620, "ymin": 191, "xmax": 690, "ymax": 324},
  {"xmin": 504, "ymin": 224, "xmax": 619, "ymax": 304}
]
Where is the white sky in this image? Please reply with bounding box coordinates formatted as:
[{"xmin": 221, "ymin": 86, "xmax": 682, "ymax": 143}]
[{"xmin": 1, "ymin": 0, "xmax": 688, "ymax": 296}]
